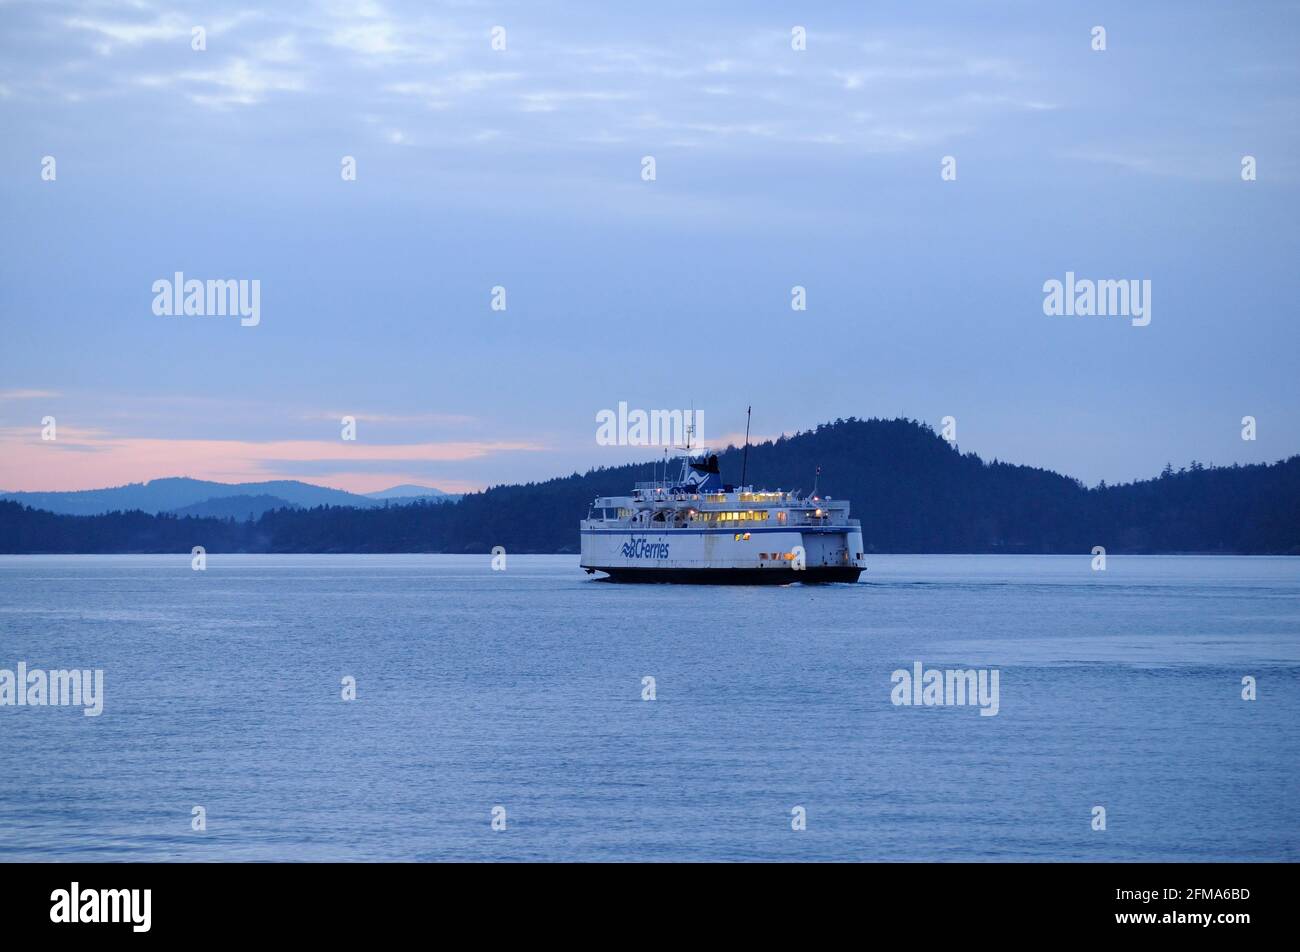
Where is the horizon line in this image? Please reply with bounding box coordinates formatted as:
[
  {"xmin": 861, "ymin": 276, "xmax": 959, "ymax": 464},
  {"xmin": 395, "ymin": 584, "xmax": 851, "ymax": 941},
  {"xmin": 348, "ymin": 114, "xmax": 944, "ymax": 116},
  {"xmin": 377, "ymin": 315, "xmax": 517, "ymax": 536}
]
[{"xmin": 2, "ymin": 416, "xmax": 1295, "ymax": 500}]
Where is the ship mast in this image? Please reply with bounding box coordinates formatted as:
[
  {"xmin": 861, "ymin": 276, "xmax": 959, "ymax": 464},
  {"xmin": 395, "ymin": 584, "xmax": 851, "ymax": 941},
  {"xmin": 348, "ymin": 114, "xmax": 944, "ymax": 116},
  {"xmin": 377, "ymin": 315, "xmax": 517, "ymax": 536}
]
[{"xmin": 740, "ymin": 406, "xmax": 752, "ymax": 489}]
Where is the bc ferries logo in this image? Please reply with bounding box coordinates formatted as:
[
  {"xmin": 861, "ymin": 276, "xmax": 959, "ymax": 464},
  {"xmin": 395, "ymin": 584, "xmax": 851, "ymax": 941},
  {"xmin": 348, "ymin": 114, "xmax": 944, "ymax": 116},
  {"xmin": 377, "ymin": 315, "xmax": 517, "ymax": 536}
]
[{"xmin": 621, "ymin": 537, "xmax": 670, "ymax": 560}]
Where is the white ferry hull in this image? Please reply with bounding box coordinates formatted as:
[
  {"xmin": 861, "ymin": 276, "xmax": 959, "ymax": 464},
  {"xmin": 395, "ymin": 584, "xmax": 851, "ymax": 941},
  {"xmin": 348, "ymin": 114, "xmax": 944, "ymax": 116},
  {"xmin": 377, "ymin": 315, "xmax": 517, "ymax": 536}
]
[{"xmin": 580, "ymin": 526, "xmax": 865, "ymax": 584}]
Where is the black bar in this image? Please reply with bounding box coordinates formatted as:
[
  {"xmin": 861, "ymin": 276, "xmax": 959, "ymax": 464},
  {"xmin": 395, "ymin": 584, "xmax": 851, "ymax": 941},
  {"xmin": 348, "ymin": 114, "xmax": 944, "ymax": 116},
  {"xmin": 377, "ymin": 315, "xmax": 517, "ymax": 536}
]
[{"xmin": 0, "ymin": 862, "xmax": 1283, "ymax": 939}]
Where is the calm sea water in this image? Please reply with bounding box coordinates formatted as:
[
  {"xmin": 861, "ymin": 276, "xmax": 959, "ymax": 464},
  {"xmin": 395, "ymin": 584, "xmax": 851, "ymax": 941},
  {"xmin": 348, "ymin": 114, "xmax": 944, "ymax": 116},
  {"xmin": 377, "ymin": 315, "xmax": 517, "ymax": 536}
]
[{"xmin": 0, "ymin": 554, "xmax": 1296, "ymax": 862}]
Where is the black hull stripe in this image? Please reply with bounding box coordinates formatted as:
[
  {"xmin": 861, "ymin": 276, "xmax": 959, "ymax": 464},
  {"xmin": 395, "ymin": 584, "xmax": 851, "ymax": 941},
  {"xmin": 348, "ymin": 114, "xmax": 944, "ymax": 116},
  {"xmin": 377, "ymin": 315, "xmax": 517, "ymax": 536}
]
[{"xmin": 586, "ymin": 566, "xmax": 864, "ymax": 585}]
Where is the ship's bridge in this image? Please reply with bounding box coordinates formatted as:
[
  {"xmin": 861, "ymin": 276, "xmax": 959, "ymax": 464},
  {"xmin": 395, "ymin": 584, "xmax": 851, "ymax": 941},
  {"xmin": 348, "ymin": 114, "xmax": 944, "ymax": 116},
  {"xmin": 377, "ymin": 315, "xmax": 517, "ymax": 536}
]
[
  {"xmin": 582, "ymin": 450, "xmax": 855, "ymax": 530},
  {"xmin": 586, "ymin": 485, "xmax": 852, "ymax": 529}
]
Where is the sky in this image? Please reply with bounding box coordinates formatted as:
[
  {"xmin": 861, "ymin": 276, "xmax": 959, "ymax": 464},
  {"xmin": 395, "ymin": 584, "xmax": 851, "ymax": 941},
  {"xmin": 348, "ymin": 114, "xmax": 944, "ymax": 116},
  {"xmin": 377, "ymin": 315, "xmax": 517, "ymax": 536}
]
[{"xmin": 1, "ymin": 0, "xmax": 1297, "ymax": 494}]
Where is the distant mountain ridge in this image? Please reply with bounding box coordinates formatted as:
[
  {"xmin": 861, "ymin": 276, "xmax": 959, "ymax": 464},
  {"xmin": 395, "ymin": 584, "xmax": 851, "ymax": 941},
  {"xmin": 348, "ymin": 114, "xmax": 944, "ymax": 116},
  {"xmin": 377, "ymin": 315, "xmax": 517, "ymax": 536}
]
[
  {"xmin": 1, "ymin": 418, "xmax": 1297, "ymax": 554},
  {"xmin": 167, "ymin": 494, "xmax": 299, "ymax": 520},
  {"xmin": 364, "ymin": 484, "xmax": 461, "ymax": 502},
  {"xmin": 0, "ymin": 477, "xmax": 457, "ymax": 517}
]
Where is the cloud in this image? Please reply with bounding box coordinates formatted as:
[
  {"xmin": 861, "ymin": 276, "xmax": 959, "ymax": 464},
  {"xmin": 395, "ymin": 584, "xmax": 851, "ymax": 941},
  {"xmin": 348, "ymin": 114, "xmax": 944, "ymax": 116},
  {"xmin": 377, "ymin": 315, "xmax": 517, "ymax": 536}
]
[
  {"xmin": 11, "ymin": 1, "xmax": 1068, "ymax": 148},
  {"xmin": 518, "ymin": 89, "xmax": 635, "ymax": 113},
  {"xmin": 0, "ymin": 429, "xmax": 545, "ymax": 493},
  {"xmin": 65, "ymin": 13, "xmax": 191, "ymax": 51},
  {"xmin": 65, "ymin": 9, "xmax": 260, "ymax": 55},
  {"xmin": 0, "ymin": 389, "xmax": 61, "ymax": 400},
  {"xmin": 328, "ymin": 21, "xmax": 405, "ymax": 56},
  {"xmin": 1057, "ymin": 149, "xmax": 1219, "ymax": 181},
  {"xmin": 302, "ymin": 411, "xmax": 479, "ymax": 426},
  {"xmin": 252, "ymin": 34, "xmax": 301, "ymax": 65},
  {"xmin": 179, "ymin": 58, "xmax": 307, "ymax": 106}
]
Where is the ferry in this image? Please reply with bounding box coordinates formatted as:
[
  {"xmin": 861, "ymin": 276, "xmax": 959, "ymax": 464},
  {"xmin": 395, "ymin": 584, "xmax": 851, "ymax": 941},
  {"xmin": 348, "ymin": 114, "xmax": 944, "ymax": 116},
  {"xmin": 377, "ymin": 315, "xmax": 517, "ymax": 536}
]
[{"xmin": 580, "ymin": 451, "xmax": 866, "ymax": 584}]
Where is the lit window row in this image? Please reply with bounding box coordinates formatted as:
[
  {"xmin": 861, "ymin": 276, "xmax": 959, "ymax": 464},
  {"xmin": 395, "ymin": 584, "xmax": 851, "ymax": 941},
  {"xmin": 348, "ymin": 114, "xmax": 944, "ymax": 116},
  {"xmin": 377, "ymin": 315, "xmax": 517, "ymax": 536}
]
[{"xmin": 693, "ymin": 510, "xmax": 769, "ymax": 522}]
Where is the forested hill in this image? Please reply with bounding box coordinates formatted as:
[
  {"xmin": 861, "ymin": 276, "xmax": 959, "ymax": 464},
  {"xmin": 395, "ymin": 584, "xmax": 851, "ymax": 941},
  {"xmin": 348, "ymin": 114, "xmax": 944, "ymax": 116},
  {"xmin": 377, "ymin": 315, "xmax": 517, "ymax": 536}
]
[{"xmin": 2, "ymin": 418, "xmax": 1298, "ymax": 554}]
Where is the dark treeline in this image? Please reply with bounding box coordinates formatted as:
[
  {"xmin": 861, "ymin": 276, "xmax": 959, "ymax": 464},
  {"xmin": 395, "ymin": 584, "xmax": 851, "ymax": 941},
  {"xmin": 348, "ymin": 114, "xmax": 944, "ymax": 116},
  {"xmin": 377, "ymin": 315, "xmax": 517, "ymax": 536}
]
[{"xmin": 2, "ymin": 418, "xmax": 1297, "ymax": 554}]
